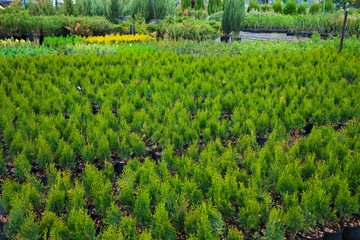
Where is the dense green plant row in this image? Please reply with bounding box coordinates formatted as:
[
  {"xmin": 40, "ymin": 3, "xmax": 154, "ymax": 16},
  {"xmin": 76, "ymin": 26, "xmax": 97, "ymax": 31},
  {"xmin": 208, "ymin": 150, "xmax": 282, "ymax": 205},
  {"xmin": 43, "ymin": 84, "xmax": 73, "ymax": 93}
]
[
  {"xmin": 242, "ymin": 12, "xmax": 360, "ymax": 35},
  {"xmin": 2, "ymin": 33, "xmax": 360, "ymax": 58},
  {"xmin": 0, "ymin": 48, "xmax": 359, "ymax": 239}
]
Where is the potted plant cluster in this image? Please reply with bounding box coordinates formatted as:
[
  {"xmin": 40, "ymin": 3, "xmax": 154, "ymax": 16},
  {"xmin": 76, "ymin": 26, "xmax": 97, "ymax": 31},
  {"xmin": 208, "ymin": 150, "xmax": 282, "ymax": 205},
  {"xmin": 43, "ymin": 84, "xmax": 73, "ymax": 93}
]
[{"xmin": 221, "ymin": 0, "xmax": 245, "ymax": 42}]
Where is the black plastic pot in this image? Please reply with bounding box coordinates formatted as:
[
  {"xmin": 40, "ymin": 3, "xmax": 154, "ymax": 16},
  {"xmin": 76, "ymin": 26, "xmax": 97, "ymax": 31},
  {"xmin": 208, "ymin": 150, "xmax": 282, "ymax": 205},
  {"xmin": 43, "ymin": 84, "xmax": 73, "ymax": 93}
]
[
  {"xmin": 27, "ymin": 34, "xmax": 41, "ymax": 43},
  {"xmin": 220, "ymin": 36, "xmax": 231, "ymax": 43},
  {"xmin": 119, "ymin": 16, "xmax": 129, "ymax": 21},
  {"xmin": 150, "ymin": 19, "xmax": 161, "ymax": 24},
  {"xmin": 343, "ymin": 214, "xmax": 360, "ymax": 240},
  {"xmin": 297, "ymin": 229, "xmax": 325, "ymax": 240},
  {"xmin": 113, "ymin": 161, "xmax": 126, "ymax": 174},
  {"xmin": 323, "ymin": 224, "xmax": 344, "ymax": 240},
  {"xmin": 232, "ymin": 37, "xmax": 242, "ymax": 42},
  {"xmin": 297, "ymin": 31, "xmax": 313, "ymax": 38}
]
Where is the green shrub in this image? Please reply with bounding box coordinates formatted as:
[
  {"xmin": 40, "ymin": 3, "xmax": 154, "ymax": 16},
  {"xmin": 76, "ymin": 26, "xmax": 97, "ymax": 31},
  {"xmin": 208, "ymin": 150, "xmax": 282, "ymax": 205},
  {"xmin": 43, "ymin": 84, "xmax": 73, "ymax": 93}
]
[
  {"xmin": 297, "ymin": 3, "xmax": 307, "ymax": 14},
  {"xmin": 104, "ymin": 202, "xmax": 123, "ymax": 227},
  {"xmin": 135, "ymin": 188, "xmax": 152, "ymax": 226},
  {"xmin": 67, "ymin": 180, "xmax": 86, "ymax": 212},
  {"xmin": 57, "ymin": 141, "xmax": 76, "ymax": 169},
  {"xmin": 208, "ymin": 11, "xmax": 223, "ymax": 21},
  {"xmin": 261, "ymin": 4, "xmax": 271, "ymax": 12},
  {"xmin": 324, "ymin": 1, "xmax": 334, "ymax": 13},
  {"xmin": 208, "ymin": 0, "xmax": 223, "ymax": 14},
  {"xmin": 334, "ymin": 183, "xmax": 359, "ymax": 221},
  {"xmin": 17, "ymin": 212, "xmax": 42, "ymax": 240},
  {"xmin": 152, "ymin": 202, "xmax": 177, "ymax": 240},
  {"xmin": 272, "ymin": 1, "xmax": 283, "ymax": 13},
  {"xmin": 14, "ymin": 153, "xmax": 31, "ymax": 180},
  {"xmin": 129, "ymin": 133, "xmax": 146, "ymax": 157},
  {"xmin": 195, "ymin": 0, "xmax": 205, "ymax": 10},
  {"xmin": 97, "ymin": 134, "xmax": 111, "ymax": 161},
  {"xmin": 67, "ymin": 208, "xmax": 95, "ymax": 240},
  {"xmin": 309, "ymin": 3, "xmax": 320, "ymax": 14},
  {"xmin": 247, "ymin": 0, "xmax": 260, "ymax": 12},
  {"xmin": 37, "ymin": 136, "xmax": 53, "ymax": 170},
  {"xmin": 283, "ymin": 0, "xmax": 297, "ymax": 15},
  {"xmin": 0, "ymin": 149, "xmax": 6, "ymax": 176},
  {"xmin": 262, "ymin": 208, "xmax": 286, "ymax": 240},
  {"xmin": 119, "ymin": 216, "xmax": 137, "ymax": 239},
  {"xmin": 49, "ymin": 218, "xmax": 71, "ymax": 240},
  {"xmin": 222, "ymin": 0, "xmax": 246, "ymax": 35},
  {"xmin": 82, "ymin": 144, "xmax": 96, "ymax": 163}
]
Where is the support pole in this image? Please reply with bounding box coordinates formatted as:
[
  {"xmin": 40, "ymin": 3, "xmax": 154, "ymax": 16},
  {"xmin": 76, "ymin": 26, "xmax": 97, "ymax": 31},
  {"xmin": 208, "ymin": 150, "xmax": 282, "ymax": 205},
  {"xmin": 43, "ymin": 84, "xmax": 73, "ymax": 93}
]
[
  {"xmin": 322, "ymin": 0, "xmax": 326, "ymax": 15},
  {"xmin": 339, "ymin": 3, "xmax": 349, "ymax": 53},
  {"xmin": 55, "ymin": 0, "xmax": 58, "ymax": 10},
  {"xmin": 23, "ymin": 0, "xmax": 26, "ymax": 10},
  {"xmin": 152, "ymin": 0, "xmax": 157, "ymax": 21}
]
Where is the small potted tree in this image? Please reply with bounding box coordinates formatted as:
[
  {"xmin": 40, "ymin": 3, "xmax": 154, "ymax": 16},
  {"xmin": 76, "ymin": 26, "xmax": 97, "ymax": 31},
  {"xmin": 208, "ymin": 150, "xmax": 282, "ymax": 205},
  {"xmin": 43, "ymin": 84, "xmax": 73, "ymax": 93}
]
[{"xmin": 221, "ymin": 0, "xmax": 245, "ymax": 42}]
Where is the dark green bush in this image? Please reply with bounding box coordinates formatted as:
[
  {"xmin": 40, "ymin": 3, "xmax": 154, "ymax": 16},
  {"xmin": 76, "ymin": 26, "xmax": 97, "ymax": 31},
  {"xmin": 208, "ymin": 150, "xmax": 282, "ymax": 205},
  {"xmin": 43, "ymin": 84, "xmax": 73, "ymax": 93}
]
[
  {"xmin": 272, "ymin": 1, "xmax": 283, "ymax": 13},
  {"xmin": 297, "ymin": 3, "xmax": 307, "ymax": 14},
  {"xmin": 247, "ymin": 0, "xmax": 260, "ymax": 12},
  {"xmin": 67, "ymin": 208, "xmax": 96, "ymax": 240},
  {"xmin": 208, "ymin": 0, "xmax": 223, "ymax": 14},
  {"xmin": 283, "ymin": 0, "xmax": 297, "ymax": 15},
  {"xmin": 309, "ymin": 2, "xmax": 320, "ymax": 14},
  {"xmin": 222, "ymin": 0, "xmax": 246, "ymax": 35},
  {"xmin": 261, "ymin": 4, "xmax": 271, "ymax": 12},
  {"xmin": 208, "ymin": 11, "xmax": 223, "ymax": 21},
  {"xmin": 324, "ymin": 1, "xmax": 334, "ymax": 13}
]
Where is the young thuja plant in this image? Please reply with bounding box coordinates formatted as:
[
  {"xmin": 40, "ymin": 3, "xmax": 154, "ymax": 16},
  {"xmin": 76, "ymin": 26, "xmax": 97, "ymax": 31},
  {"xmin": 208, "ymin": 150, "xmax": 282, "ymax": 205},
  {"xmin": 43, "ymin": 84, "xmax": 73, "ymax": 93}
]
[
  {"xmin": 334, "ymin": 181, "xmax": 359, "ymax": 222},
  {"xmin": 104, "ymin": 202, "xmax": 123, "ymax": 227},
  {"xmin": 134, "ymin": 187, "xmax": 152, "ymax": 226},
  {"xmin": 282, "ymin": 192, "xmax": 305, "ymax": 237},
  {"xmin": 152, "ymin": 202, "xmax": 177, "ymax": 240},
  {"xmin": 118, "ymin": 215, "xmax": 138, "ymax": 240},
  {"xmin": 67, "ymin": 180, "xmax": 85, "ymax": 212},
  {"xmin": 56, "ymin": 140, "xmax": 76, "ymax": 169},
  {"xmin": 14, "ymin": 153, "xmax": 31, "ymax": 180},
  {"xmin": 228, "ymin": 226, "xmax": 244, "ymax": 240},
  {"xmin": 82, "ymin": 143, "xmax": 95, "ymax": 163},
  {"xmin": 36, "ymin": 135, "xmax": 53, "ymax": 170},
  {"xmin": 49, "ymin": 217, "xmax": 71, "ymax": 240},
  {"xmin": 262, "ymin": 208, "xmax": 286, "ymax": 240},
  {"xmin": 0, "ymin": 148, "xmax": 7, "ymax": 177},
  {"xmin": 17, "ymin": 211, "xmax": 42, "ymax": 240},
  {"xmin": 128, "ymin": 133, "xmax": 146, "ymax": 157},
  {"xmin": 97, "ymin": 134, "xmax": 111, "ymax": 162},
  {"xmin": 67, "ymin": 208, "xmax": 96, "ymax": 240}
]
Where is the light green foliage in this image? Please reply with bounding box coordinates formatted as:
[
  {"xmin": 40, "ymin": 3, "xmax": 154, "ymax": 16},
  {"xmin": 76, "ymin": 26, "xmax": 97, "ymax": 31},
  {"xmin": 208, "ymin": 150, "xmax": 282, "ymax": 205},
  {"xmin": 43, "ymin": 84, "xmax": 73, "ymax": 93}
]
[
  {"xmin": 335, "ymin": 183, "xmax": 359, "ymax": 221},
  {"xmin": 57, "ymin": 141, "xmax": 76, "ymax": 168},
  {"xmin": 97, "ymin": 134, "xmax": 111, "ymax": 161},
  {"xmin": 262, "ymin": 208, "xmax": 286, "ymax": 240},
  {"xmin": 17, "ymin": 212, "xmax": 42, "ymax": 240},
  {"xmin": 104, "ymin": 202, "xmax": 123, "ymax": 227},
  {"xmin": 49, "ymin": 218, "xmax": 71, "ymax": 240},
  {"xmin": 119, "ymin": 216, "xmax": 137, "ymax": 239},
  {"xmin": 247, "ymin": 0, "xmax": 260, "ymax": 12},
  {"xmin": 297, "ymin": 3, "xmax": 307, "ymax": 14},
  {"xmin": 14, "ymin": 153, "xmax": 31, "ymax": 180},
  {"xmin": 309, "ymin": 2, "xmax": 320, "ymax": 14},
  {"xmin": 208, "ymin": 0, "xmax": 223, "ymax": 15},
  {"xmin": 37, "ymin": 135, "xmax": 54, "ymax": 170},
  {"xmin": 228, "ymin": 226, "xmax": 244, "ymax": 240},
  {"xmin": 135, "ymin": 188, "xmax": 152, "ymax": 225},
  {"xmin": 0, "ymin": 148, "xmax": 6, "ymax": 176},
  {"xmin": 67, "ymin": 208, "xmax": 95, "ymax": 240},
  {"xmin": 152, "ymin": 202, "xmax": 177, "ymax": 240},
  {"xmin": 283, "ymin": 0, "xmax": 297, "ymax": 15},
  {"xmin": 222, "ymin": 0, "xmax": 245, "ymax": 34},
  {"xmin": 128, "ymin": 133, "xmax": 146, "ymax": 157},
  {"xmin": 272, "ymin": 0, "xmax": 282, "ymax": 13}
]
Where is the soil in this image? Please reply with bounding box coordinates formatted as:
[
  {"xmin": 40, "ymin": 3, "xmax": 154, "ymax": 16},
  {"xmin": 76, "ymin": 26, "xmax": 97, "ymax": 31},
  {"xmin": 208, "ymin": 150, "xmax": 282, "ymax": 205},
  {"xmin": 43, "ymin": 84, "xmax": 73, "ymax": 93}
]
[
  {"xmin": 323, "ymin": 222, "xmax": 343, "ymax": 233},
  {"xmin": 300, "ymin": 227, "xmax": 324, "ymax": 238},
  {"xmin": 343, "ymin": 215, "xmax": 360, "ymax": 227}
]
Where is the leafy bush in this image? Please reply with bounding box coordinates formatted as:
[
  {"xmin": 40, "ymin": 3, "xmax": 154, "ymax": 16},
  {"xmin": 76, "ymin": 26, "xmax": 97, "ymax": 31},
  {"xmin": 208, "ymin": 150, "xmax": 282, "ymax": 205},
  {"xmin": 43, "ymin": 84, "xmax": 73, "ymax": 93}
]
[
  {"xmin": 272, "ymin": 1, "xmax": 283, "ymax": 13},
  {"xmin": 135, "ymin": 188, "xmax": 152, "ymax": 225},
  {"xmin": 324, "ymin": 1, "xmax": 334, "ymax": 13},
  {"xmin": 261, "ymin": 4, "xmax": 271, "ymax": 12},
  {"xmin": 309, "ymin": 3, "xmax": 320, "ymax": 14},
  {"xmin": 297, "ymin": 3, "xmax": 307, "ymax": 14},
  {"xmin": 14, "ymin": 153, "xmax": 31, "ymax": 180},
  {"xmin": 208, "ymin": 0, "xmax": 223, "ymax": 15},
  {"xmin": 247, "ymin": 0, "xmax": 260, "ymax": 12},
  {"xmin": 283, "ymin": 0, "xmax": 297, "ymax": 15},
  {"xmin": 67, "ymin": 208, "xmax": 96, "ymax": 240},
  {"xmin": 208, "ymin": 11, "xmax": 223, "ymax": 21},
  {"xmin": 222, "ymin": 0, "xmax": 246, "ymax": 35},
  {"xmin": 152, "ymin": 202, "xmax": 177, "ymax": 240}
]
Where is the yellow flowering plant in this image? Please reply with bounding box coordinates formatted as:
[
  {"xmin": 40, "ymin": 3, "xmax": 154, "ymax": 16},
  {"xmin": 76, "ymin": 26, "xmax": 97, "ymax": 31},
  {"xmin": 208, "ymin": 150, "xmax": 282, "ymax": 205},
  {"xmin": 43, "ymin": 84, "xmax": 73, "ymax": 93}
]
[{"xmin": 81, "ymin": 34, "xmax": 153, "ymax": 44}]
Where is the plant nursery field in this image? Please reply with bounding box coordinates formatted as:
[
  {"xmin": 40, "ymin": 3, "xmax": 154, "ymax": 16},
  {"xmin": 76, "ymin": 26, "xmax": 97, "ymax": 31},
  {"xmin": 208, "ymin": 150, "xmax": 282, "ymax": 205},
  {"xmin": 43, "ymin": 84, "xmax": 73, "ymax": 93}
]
[{"xmin": 0, "ymin": 48, "xmax": 360, "ymax": 240}]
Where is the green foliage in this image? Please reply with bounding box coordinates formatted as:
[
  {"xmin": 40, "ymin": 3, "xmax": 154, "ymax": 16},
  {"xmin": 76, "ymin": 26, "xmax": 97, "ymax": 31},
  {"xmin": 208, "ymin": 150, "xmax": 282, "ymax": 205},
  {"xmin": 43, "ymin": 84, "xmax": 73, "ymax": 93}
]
[
  {"xmin": 14, "ymin": 153, "xmax": 31, "ymax": 180},
  {"xmin": 261, "ymin": 4, "xmax": 271, "ymax": 12},
  {"xmin": 283, "ymin": 0, "xmax": 297, "ymax": 15},
  {"xmin": 119, "ymin": 215, "xmax": 137, "ymax": 239},
  {"xmin": 0, "ymin": 149, "xmax": 6, "ymax": 176},
  {"xmin": 17, "ymin": 212, "xmax": 42, "ymax": 240},
  {"xmin": 334, "ymin": 183, "xmax": 359, "ymax": 221},
  {"xmin": 208, "ymin": 0, "xmax": 223, "ymax": 15},
  {"xmin": 57, "ymin": 141, "xmax": 76, "ymax": 169},
  {"xmin": 309, "ymin": 2, "xmax": 320, "ymax": 14},
  {"xmin": 37, "ymin": 136, "xmax": 53, "ymax": 170},
  {"xmin": 195, "ymin": 0, "xmax": 204, "ymax": 10},
  {"xmin": 297, "ymin": 3, "xmax": 307, "ymax": 14},
  {"xmin": 324, "ymin": 1, "xmax": 334, "ymax": 13},
  {"xmin": 208, "ymin": 11, "xmax": 223, "ymax": 21},
  {"xmin": 64, "ymin": 0, "xmax": 74, "ymax": 15},
  {"xmin": 135, "ymin": 188, "xmax": 152, "ymax": 226},
  {"xmin": 222, "ymin": 0, "xmax": 245, "ymax": 34},
  {"xmin": 228, "ymin": 226, "xmax": 244, "ymax": 240},
  {"xmin": 262, "ymin": 208, "xmax": 286, "ymax": 240},
  {"xmin": 152, "ymin": 202, "xmax": 177, "ymax": 240},
  {"xmin": 247, "ymin": 0, "xmax": 260, "ymax": 12},
  {"xmin": 67, "ymin": 208, "xmax": 96, "ymax": 240},
  {"xmin": 97, "ymin": 134, "xmax": 111, "ymax": 161},
  {"xmin": 129, "ymin": 133, "xmax": 146, "ymax": 157},
  {"xmin": 272, "ymin": 1, "xmax": 283, "ymax": 13},
  {"xmin": 182, "ymin": 0, "xmax": 192, "ymax": 10}
]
